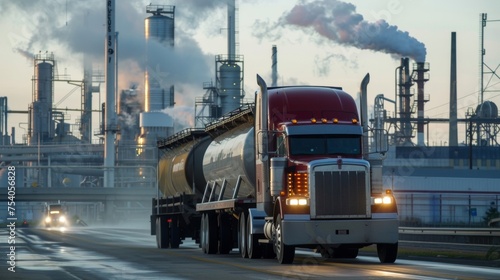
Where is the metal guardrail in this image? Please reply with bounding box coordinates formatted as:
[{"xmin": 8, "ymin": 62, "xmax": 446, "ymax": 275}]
[{"xmin": 399, "ymin": 227, "xmax": 500, "ymax": 237}]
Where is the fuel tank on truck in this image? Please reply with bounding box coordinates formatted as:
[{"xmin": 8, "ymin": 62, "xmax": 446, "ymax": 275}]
[
  {"xmin": 203, "ymin": 122, "xmax": 256, "ymax": 200},
  {"xmin": 158, "ymin": 135, "xmax": 211, "ymax": 197}
]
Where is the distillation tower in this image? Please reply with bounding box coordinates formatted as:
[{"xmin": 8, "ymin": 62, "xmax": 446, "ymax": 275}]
[{"xmin": 195, "ymin": 0, "xmax": 244, "ymax": 127}]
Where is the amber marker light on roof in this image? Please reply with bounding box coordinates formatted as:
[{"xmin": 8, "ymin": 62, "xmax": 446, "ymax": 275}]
[
  {"xmin": 333, "ymin": 118, "xmax": 339, "ymax": 123},
  {"xmin": 321, "ymin": 118, "xmax": 327, "ymax": 123},
  {"xmin": 311, "ymin": 118, "xmax": 317, "ymax": 123},
  {"xmin": 291, "ymin": 119, "xmax": 298, "ymax": 124},
  {"xmin": 352, "ymin": 118, "xmax": 358, "ymax": 124}
]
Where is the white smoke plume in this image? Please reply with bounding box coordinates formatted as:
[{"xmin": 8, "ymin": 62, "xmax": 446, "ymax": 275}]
[{"xmin": 253, "ymin": 0, "xmax": 426, "ymax": 62}]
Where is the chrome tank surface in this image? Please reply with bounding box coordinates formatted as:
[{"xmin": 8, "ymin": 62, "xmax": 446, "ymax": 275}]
[
  {"xmin": 203, "ymin": 123, "xmax": 255, "ymax": 200},
  {"xmin": 158, "ymin": 136, "xmax": 211, "ymax": 197}
]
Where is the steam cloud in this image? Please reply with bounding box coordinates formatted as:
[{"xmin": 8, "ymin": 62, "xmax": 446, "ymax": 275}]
[
  {"xmin": 2, "ymin": 0, "xmax": 237, "ymax": 132},
  {"xmin": 254, "ymin": 0, "xmax": 426, "ymax": 62}
]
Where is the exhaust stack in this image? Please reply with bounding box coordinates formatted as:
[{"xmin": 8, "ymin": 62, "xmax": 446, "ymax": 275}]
[
  {"xmin": 272, "ymin": 45, "xmax": 278, "ymax": 87},
  {"xmin": 360, "ymin": 73, "xmax": 370, "ymax": 159}
]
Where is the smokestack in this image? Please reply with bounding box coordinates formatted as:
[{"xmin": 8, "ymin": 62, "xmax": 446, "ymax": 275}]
[
  {"xmin": 104, "ymin": 0, "xmax": 117, "ymax": 188},
  {"xmin": 398, "ymin": 57, "xmax": 412, "ymax": 145},
  {"xmin": 414, "ymin": 61, "xmax": 429, "ymax": 146},
  {"xmin": 227, "ymin": 0, "xmax": 236, "ymax": 59},
  {"xmin": 271, "ymin": 45, "xmax": 277, "ymax": 87},
  {"xmin": 449, "ymin": 32, "xmax": 458, "ymax": 147}
]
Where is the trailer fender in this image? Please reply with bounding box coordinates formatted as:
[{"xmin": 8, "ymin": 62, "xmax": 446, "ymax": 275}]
[{"xmin": 248, "ymin": 209, "xmax": 266, "ymax": 234}]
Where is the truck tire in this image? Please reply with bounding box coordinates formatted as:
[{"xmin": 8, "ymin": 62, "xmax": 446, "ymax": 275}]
[
  {"xmin": 274, "ymin": 215, "xmax": 295, "ymax": 264},
  {"xmin": 377, "ymin": 243, "xmax": 398, "ymax": 263},
  {"xmin": 246, "ymin": 214, "xmax": 262, "ymax": 259},
  {"xmin": 218, "ymin": 212, "xmax": 232, "ymax": 254},
  {"xmin": 200, "ymin": 214, "xmax": 207, "ymax": 253},
  {"xmin": 170, "ymin": 216, "xmax": 180, "ymax": 249},
  {"xmin": 156, "ymin": 217, "xmax": 169, "ymax": 249},
  {"xmin": 206, "ymin": 212, "xmax": 218, "ymax": 254},
  {"xmin": 238, "ymin": 212, "xmax": 248, "ymax": 258}
]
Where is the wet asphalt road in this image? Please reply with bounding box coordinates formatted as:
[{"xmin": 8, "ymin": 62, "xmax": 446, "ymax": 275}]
[{"xmin": 1, "ymin": 224, "xmax": 500, "ymax": 279}]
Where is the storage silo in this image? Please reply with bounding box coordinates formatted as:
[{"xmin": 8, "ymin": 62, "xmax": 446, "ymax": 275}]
[
  {"xmin": 144, "ymin": 4, "xmax": 175, "ymax": 112},
  {"xmin": 145, "ymin": 5, "xmax": 174, "ymax": 47}
]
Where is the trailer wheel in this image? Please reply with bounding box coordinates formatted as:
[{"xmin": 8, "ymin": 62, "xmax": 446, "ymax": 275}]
[
  {"xmin": 169, "ymin": 216, "xmax": 180, "ymax": 249},
  {"xmin": 156, "ymin": 217, "xmax": 169, "ymax": 249},
  {"xmin": 238, "ymin": 212, "xmax": 248, "ymax": 258},
  {"xmin": 377, "ymin": 243, "xmax": 398, "ymax": 263},
  {"xmin": 274, "ymin": 215, "xmax": 295, "ymax": 264},
  {"xmin": 218, "ymin": 213, "xmax": 232, "ymax": 254},
  {"xmin": 206, "ymin": 212, "xmax": 218, "ymax": 254},
  {"xmin": 246, "ymin": 214, "xmax": 262, "ymax": 259}
]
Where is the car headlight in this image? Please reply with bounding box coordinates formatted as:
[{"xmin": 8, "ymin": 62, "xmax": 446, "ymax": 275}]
[
  {"xmin": 59, "ymin": 216, "xmax": 66, "ymax": 223},
  {"xmin": 45, "ymin": 217, "xmax": 51, "ymax": 223}
]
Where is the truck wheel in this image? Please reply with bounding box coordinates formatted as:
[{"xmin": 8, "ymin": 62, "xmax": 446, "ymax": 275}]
[
  {"xmin": 200, "ymin": 214, "xmax": 207, "ymax": 253},
  {"xmin": 246, "ymin": 214, "xmax": 262, "ymax": 259},
  {"xmin": 377, "ymin": 243, "xmax": 398, "ymax": 263},
  {"xmin": 218, "ymin": 213, "xmax": 232, "ymax": 254},
  {"xmin": 274, "ymin": 215, "xmax": 295, "ymax": 264},
  {"xmin": 170, "ymin": 216, "xmax": 180, "ymax": 249},
  {"xmin": 156, "ymin": 217, "xmax": 169, "ymax": 249},
  {"xmin": 206, "ymin": 213, "xmax": 218, "ymax": 254},
  {"xmin": 238, "ymin": 212, "xmax": 248, "ymax": 258}
]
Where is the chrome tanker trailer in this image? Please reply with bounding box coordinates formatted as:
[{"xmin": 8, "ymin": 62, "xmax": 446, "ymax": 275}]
[{"xmin": 151, "ymin": 74, "xmax": 399, "ymax": 264}]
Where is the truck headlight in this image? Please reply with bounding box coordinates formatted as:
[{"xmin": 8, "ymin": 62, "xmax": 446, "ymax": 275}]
[
  {"xmin": 373, "ymin": 196, "xmax": 393, "ymax": 205},
  {"xmin": 59, "ymin": 216, "xmax": 66, "ymax": 223},
  {"xmin": 286, "ymin": 197, "xmax": 309, "ymax": 206},
  {"xmin": 45, "ymin": 216, "xmax": 51, "ymax": 223}
]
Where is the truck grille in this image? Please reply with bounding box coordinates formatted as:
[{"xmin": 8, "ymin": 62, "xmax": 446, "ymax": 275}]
[{"xmin": 312, "ymin": 170, "xmax": 368, "ymax": 218}]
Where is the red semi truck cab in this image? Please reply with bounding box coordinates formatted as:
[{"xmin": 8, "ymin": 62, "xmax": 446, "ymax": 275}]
[
  {"xmin": 255, "ymin": 75, "xmax": 398, "ymax": 264},
  {"xmin": 152, "ymin": 74, "xmax": 398, "ymax": 265}
]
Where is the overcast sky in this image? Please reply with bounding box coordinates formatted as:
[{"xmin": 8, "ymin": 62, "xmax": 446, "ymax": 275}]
[{"xmin": 1, "ymin": 0, "xmax": 499, "ymax": 145}]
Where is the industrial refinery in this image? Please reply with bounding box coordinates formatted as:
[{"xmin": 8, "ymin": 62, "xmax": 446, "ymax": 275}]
[{"xmin": 0, "ymin": 1, "xmax": 499, "ymax": 229}]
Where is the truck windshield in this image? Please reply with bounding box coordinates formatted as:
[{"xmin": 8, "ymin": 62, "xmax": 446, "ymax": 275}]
[{"xmin": 288, "ymin": 135, "xmax": 361, "ymax": 156}]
